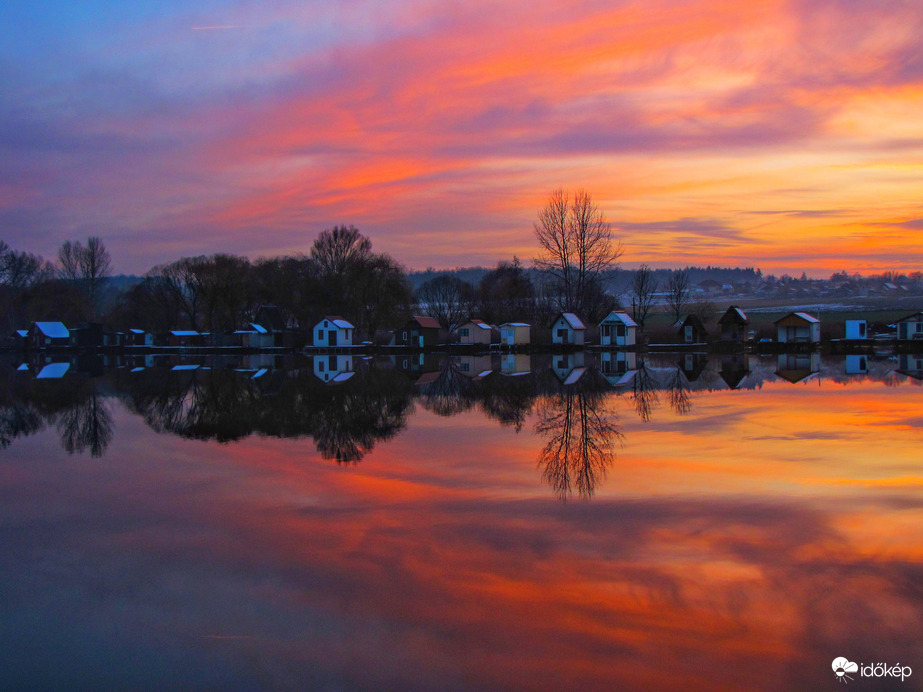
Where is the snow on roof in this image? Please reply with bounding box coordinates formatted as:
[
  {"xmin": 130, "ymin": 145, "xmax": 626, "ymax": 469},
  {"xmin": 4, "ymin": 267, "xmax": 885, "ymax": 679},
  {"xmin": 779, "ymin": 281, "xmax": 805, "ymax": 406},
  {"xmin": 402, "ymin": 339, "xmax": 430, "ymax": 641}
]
[
  {"xmin": 331, "ymin": 319, "xmax": 354, "ymax": 330},
  {"xmin": 250, "ymin": 323, "xmax": 269, "ymax": 334},
  {"xmin": 17, "ymin": 363, "xmax": 29, "ymax": 371},
  {"xmin": 129, "ymin": 328, "xmax": 145, "ymax": 334},
  {"xmin": 170, "ymin": 330, "xmax": 200, "ymax": 336},
  {"xmin": 130, "ymin": 367, "xmax": 145, "ymax": 373},
  {"xmin": 252, "ymin": 368, "xmax": 269, "ymax": 379},
  {"xmin": 330, "ymin": 372, "xmax": 355, "ymax": 383},
  {"xmin": 37, "ymin": 362, "xmax": 70, "ymax": 379},
  {"xmin": 34, "ymin": 322, "xmax": 69, "ymax": 338},
  {"xmin": 501, "ymin": 322, "xmax": 530, "ymax": 328},
  {"xmin": 16, "ymin": 329, "xmax": 28, "ymax": 338},
  {"xmin": 560, "ymin": 313, "xmax": 586, "ymax": 329},
  {"xmin": 171, "ymin": 364, "xmax": 200, "ymax": 371},
  {"xmin": 601, "ymin": 311, "xmax": 637, "ymax": 327},
  {"xmin": 463, "ymin": 319, "xmax": 491, "ymax": 330},
  {"xmin": 793, "ymin": 312, "xmax": 820, "ymax": 323},
  {"xmin": 733, "ymin": 307, "xmax": 748, "ymax": 322}
]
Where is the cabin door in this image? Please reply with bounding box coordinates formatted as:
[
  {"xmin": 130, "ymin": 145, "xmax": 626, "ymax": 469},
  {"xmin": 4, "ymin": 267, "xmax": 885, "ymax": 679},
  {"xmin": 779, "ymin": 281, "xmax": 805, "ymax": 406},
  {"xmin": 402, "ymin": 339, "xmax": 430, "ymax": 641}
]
[
  {"xmin": 328, "ymin": 330, "xmax": 337, "ymax": 346},
  {"xmin": 685, "ymin": 326, "xmax": 693, "ymax": 342}
]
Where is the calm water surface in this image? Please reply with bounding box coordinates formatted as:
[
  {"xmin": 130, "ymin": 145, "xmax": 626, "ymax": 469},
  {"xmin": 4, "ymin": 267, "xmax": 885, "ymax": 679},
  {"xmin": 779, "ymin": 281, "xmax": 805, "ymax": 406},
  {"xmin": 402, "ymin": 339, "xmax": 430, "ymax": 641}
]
[{"xmin": 1, "ymin": 353, "xmax": 921, "ymax": 691}]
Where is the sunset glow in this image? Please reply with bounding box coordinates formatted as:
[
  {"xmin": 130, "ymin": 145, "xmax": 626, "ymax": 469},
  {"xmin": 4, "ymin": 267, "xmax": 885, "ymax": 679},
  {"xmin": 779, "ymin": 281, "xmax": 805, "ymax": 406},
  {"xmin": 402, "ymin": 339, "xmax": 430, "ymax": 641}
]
[{"xmin": 2, "ymin": 0, "xmax": 922, "ymax": 274}]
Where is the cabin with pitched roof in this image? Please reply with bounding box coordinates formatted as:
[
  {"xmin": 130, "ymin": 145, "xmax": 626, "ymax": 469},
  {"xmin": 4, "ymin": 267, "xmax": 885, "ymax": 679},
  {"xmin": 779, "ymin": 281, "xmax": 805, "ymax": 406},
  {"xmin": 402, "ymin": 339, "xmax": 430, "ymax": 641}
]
[
  {"xmin": 456, "ymin": 319, "xmax": 494, "ymax": 345},
  {"xmin": 499, "ymin": 322, "xmax": 530, "ymax": 346},
  {"xmin": 313, "ymin": 317, "xmax": 354, "ymax": 347},
  {"xmin": 551, "ymin": 313, "xmax": 586, "ymax": 346},
  {"xmin": 896, "ymin": 312, "xmax": 923, "ymax": 341},
  {"xmin": 719, "ymin": 306, "xmax": 749, "ymax": 341},
  {"xmin": 598, "ymin": 311, "xmax": 637, "ymax": 347},
  {"xmin": 774, "ymin": 312, "xmax": 820, "ymax": 344},
  {"xmin": 394, "ymin": 316, "xmax": 442, "ymax": 348},
  {"xmin": 677, "ymin": 314, "xmax": 708, "ymax": 344},
  {"xmin": 27, "ymin": 322, "xmax": 70, "ymax": 349}
]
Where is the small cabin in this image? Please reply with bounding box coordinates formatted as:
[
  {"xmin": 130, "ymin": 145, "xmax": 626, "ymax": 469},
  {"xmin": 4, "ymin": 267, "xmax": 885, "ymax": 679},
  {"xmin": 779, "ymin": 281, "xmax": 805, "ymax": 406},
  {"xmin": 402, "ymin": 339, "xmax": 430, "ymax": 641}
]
[
  {"xmin": 896, "ymin": 313, "xmax": 923, "ymax": 341},
  {"xmin": 313, "ymin": 317, "xmax": 354, "ymax": 347},
  {"xmin": 551, "ymin": 313, "xmax": 586, "ymax": 346},
  {"xmin": 552, "ymin": 352, "xmax": 586, "ymax": 384},
  {"xmin": 845, "ymin": 320, "xmax": 867, "ymax": 340},
  {"xmin": 500, "ymin": 353, "xmax": 531, "ymax": 375},
  {"xmin": 499, "ymin": 322, "xmax": 530, "ymax": 346},
  {"xmin": 598, "ymin": 311, "xmax": 637, "ymax": 347},
  {"xmin": 169, "ymin": 330, "xmax": 204, "ymax": 347},
  {"xmin": 394, "ymin": 316, "xmax": 442, "ymax": 348},
  {"xmin": 677, "ymin": 314, "xmax": 708, "ymax": 344},
  {"xmin": 774, "ymin": 312, "xmax": 820, "ymax": 344},
  {"xmin": 28, "ymin": 322, "xmax": 71, "ymax": 349},
  {"xmin": 456, "ymin": 319, "xmax": 493, "ymax": 345},
  {"xmin": 719, "ymin": 306, "xmax": 749, "ymax": 341}
]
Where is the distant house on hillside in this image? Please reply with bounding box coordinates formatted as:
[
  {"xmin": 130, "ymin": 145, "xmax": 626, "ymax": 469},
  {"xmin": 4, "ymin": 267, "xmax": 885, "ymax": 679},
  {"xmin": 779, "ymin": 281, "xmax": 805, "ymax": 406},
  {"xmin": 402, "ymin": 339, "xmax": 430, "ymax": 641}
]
[
  {"xmin": 456, "ymin": 319, "xmax": 494, "ymax": 345},
  {"xmin": 719, "ymin": 306, "xmax": 749, "ymax": 341},
  {"xmin": 598, "ymin": 311, "xmax": 637, "ymax": 347},
  {"xmin": 896, "ymin": 312, "xmax": 923, "ymax": 341},
  {"xmin": 393, "ymin": 316, "xmax": 442, "ymax": 348},
  {"xmin": 313, "ymin": 317, "xmax": 354, "ymax": 347},
  {"xmin": 27, "ymin": 322, "xmax": 70, "ymax": 349},
  {"xmin": 774, "ymin": 312, "xmax": 820, "ymax": 344},
  {"xmin": 551, "ymin": 313, "xmax": 586, "ymax": 346}
]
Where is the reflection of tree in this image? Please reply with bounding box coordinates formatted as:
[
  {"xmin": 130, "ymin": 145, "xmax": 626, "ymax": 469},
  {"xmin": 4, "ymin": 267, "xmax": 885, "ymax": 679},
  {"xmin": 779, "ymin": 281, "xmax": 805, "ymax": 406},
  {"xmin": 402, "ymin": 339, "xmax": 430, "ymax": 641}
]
[
  {"xmin": 416, "ymin": 359, "xmax": 476, "ymax": 417},
  {"xmin": 535, "ymin": 388, "xmax": 622, "ymax": 500},
  {"xmin": 668, "ymin": 368, "xmax": 692, "ymax": 416},
  {"xmin": 115, "ymin": 362, "xmax": 414, "ymax": 465},
  {"xmin": 56, "ymin": 390, "xmax": 113, "ymax": 457},
  {"xmin": 0, "ymin": 405, "xmax": 43, "ymax": 448},
  {"xmin": 632, "ymin": 365, "xmax": 660, "ymax": 422}
]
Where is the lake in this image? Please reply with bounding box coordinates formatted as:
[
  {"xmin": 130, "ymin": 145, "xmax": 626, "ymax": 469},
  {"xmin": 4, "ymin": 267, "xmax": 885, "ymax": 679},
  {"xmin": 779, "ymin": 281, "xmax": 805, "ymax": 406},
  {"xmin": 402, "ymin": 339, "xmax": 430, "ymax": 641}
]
[{"xmin": 1, "ymin": 352, "xmax": 921, "ymax": 691}]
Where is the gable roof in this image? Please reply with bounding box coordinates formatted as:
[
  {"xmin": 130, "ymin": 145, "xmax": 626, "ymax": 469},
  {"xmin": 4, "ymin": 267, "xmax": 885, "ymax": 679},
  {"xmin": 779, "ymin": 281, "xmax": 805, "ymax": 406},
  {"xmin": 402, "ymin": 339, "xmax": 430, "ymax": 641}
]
[
  {"xmin": 33, "ymin": 322, "xmax": 70, "ymax": 338},
  {"xmin": 896, "ymin": 312, "xmax": 923, "ymax": 322},
  {"xmin": 558, "ymin": 313, "xmax": 586, "ymax": 329},
  {"xmin": 500, "ymin": 322, "xmax": 530, "ymax": 328},
  {"xmin": 411, "ymin": 315, "xmax": 442, "ymax": 329},
  {"xmin": 36, "ymin": 362, "xmax": 70, "ymax": 378},
  {"xmin": 719, "ymin": 306, "xmax": 748, "ymax": 324},
  {"xmin": 461, "ymin": 319, "xmax": 492, "ymax": 330},
  {"xmin": 774, "ymin": 311, "xmax": 820, "ymax": 325},
  {"xmin": 599, "ymin": 311, "xmax": 637, "ymax": 328}
]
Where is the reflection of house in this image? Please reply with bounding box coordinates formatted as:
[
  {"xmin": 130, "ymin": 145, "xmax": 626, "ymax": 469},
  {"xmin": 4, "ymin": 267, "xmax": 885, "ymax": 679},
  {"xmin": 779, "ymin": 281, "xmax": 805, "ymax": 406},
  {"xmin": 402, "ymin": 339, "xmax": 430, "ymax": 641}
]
[
  {"xmin": 313, "ymin": 317, "xmax": 354, "ymax": 347},
  {"xmin": 775, "ymin": 312, "xmax": 820, "ymax": 343},
  {"xmin": 552, "ymin": 352, "xmax": 586, "ymax": 383},
  {"xmin": 499, "ymin": 322, "xmax": 530, "ymax": 346},
  {"xmin": 898, "ymin": 353, "xmax": 923, "ymax": 379},
  {"xmin": 678, "ymin": 353, "xmax": 707, "ymax": 381},
  {"xmin": 392, "ymin": 352, "xmax": 441, "ymax": 376},
  {"xmin": 598, "ymin": 311, "xmax": 637, "ymax": 346},
  {"xmin": 677, "ymin": 315, "xmax": 708, "ymax": 344},
  {"xmin": 313, "ymin": 355, "xmax": 355, "ymax": 383},
  {"xmin": 28, "ymin": 322, "xmax": 70, "ymax": 349},
  {"xmin": 720, "ymin": 354, "xmax": 750, "ymax": 389},
  {"xmin": 896, "ymin": 312, "xmax": 923, "ymax": 341},
  {"xmin": 237, "ymin": 323, "xmax": 274, "ymax": 349},
  {"xmin": 456, "ymin": 355, "xmax": 493, "ymax": 378},
  {"xmin": 599, "ymin": 351, "xmax": 637, "ymax": 386},
  {"xmin": 551, "ymin": 313, "xmax": 586, "ymax": 346},
  {"xmin": 393, "ymin": 316, "xmax": 442, "ymax": 348},
  {"xmin": 845, "ymin": 320, "xmax": 867, "ymax": 340},
  {"xmin": 500, "ymin": 353, "xmax": 531, "ymax": 375},
  {"xmin": 776, "ymin": 353, "xmax": 820, "ymax": 383},
  {"xmin": 457, "ymin": 319, "xmax": 494, "ymax": 345},
  {"xmin": 845, "ymin": 355, "xmax": 868, "ymax": 375},
  {"xmin": 36, "ymin": 361, "xmax": 71, "ymax": 379},
  {"xmin": 719, "ymin": 306, "xmax": 749, "ymax": 341}
]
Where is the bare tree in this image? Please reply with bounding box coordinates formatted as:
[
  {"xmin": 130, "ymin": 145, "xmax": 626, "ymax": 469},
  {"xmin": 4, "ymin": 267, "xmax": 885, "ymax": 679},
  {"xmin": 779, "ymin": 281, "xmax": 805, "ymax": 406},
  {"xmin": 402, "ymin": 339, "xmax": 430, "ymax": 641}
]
[
  {"xmin": 534, "ymin": 189, "xmax": 621, "ymax": 315},
  {"xmin": 667, "ymin": 269, "xmax": 690, "ymax": 323},
  {"xmin": 310, "ymin": 225, "xmax": 372, "ymax": 275},
  {"xmin": 630, "ymin": 264, "xmax": 657, "ymax": 330},
  {"xmin": 57, "ymin": 236, "xmax": 112, "ymax": 318},
  {"xmin": 416, "ymin": 274, "xmax": 475, "ymax": 330}
]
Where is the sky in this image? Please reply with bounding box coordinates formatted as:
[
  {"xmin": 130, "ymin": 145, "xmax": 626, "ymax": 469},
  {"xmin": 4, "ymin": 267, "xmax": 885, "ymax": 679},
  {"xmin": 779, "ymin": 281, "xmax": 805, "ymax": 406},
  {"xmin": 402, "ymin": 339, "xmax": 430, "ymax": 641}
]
[{"xmin": 2, "ymin": 0, "xmax": 922, "ymax": 277}]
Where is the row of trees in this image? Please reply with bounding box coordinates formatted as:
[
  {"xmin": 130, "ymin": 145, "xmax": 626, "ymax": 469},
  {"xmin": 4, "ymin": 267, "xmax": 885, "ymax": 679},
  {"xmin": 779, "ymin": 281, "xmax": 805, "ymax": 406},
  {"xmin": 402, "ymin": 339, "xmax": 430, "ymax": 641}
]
[{"xmin": 1, "ymin": 188, "xmax": 715, "ymax": 338}]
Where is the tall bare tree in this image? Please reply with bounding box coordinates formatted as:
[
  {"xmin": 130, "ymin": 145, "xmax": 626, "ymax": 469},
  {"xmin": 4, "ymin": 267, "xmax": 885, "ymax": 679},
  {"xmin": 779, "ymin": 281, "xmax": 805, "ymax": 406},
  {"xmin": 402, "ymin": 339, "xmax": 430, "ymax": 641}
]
[
  {"xmin": 630, "ymin": 264, "xmax": 657, "ymax": 330},
  {"xmin": 667, "ymin": 269, "xmax": 690, "ymax": 323},
  {"xmin": 416, "ymin": 274, "xmax": 475, "ymax": 330},
  {"xmin": 57, "ymin": 236, "xmax": 112, "ymax": 318},
  {"xmin": 534, "ymin": 189, "xmax": 621, "ymax": 316}
]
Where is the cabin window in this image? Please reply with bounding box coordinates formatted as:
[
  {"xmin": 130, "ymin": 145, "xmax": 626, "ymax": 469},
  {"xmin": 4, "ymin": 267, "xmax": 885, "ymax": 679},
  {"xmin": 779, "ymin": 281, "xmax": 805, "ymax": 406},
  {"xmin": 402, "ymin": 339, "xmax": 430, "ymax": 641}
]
[
  {"xmin": 323, "ymin": 321, "xmax": 328, "ymax": 328},
  {"xmin": 616, "ymin": 325, "xmax": 625, "ymax": 337},
  {"xmin": 858, "ymin": 323, "xmax": 866, "ymax": 337},
  {"xmin": 402, "ymin": 330, "xmax": 408, "ymax": 342},
  {"xmin": 461, "ymin": 363, "xmax": 470, "ymax": 371},
  {"xmin": 460, "ymin": 328, "xmax": 469, "ymax": 337},
  {"xmin": 317, "ymin": 360, "xmax": 325, "ymax": 372},
  {"xmin": 557, "ymin": 329, "xmax": 567, "ymax": 338},
  {"xmin": 316, "ymin": 329, "xmax": 323, "ymax": 341},
  {"xmin": 601, "ymin": 325, "xmax": 610, "ymax": 337}
]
